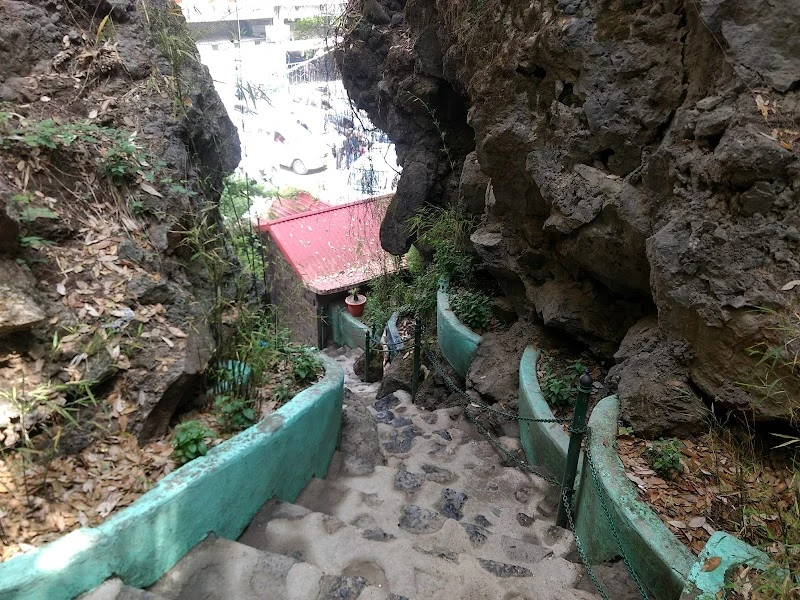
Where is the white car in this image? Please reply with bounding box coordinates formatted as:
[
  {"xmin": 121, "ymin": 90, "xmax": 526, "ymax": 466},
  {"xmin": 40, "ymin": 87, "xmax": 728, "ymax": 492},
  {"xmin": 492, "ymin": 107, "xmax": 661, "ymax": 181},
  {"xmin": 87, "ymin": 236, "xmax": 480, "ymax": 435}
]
[
  {"xmin": 242, "ymin": 116, "xmax": 329, "ymax": 175},
  {"xmin": 271, "ymin": 123, "xmax": 330, "ymax": 175}
]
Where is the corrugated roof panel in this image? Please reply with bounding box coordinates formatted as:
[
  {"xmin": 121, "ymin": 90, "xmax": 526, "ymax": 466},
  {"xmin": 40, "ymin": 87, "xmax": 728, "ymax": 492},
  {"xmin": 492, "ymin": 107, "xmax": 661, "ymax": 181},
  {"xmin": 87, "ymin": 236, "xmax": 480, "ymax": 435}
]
[{"xmin": 260, "ymin": 195, "xmax": 397, "ymax": 295}]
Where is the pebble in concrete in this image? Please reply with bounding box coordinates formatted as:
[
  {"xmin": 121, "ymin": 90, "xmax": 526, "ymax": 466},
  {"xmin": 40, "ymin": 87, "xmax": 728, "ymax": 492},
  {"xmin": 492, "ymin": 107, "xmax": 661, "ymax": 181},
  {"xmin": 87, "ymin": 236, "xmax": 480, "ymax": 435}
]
[
  {"xmin": 501, "ymin": 535, "xmax": 553, "ymax": 564},
  {"xmin": 362, "ymin": 528, "xmax": 394, "ymax": 542},
  {"xmin": 461, "ymin": 523, "xmax": 488, "ymax": 547},
  {"xmin": 421, "ymin": 464, "xmax": 456, "ymax": 484},
  {"xmin": 434, "ymin": 430, "xmax": 452, "ymax": 441},
  {"xmin": 374, "ymin": 410, "xmax": 395, "ymax": 424},
  {"xmin": 382, "ymin": 428, "xmax": 419, "ymax": 453},
  {"xmin": 517, "ymin": 512, "xmax": 535, "ymax": 527},
  {"xmin": 391, "ymin": 417, "xmax": 413, "ymax": 428},
  {"xmin": 421, "ymin": 413, "xmax": 438, "ymax": 425},
  {"xmin": 318, "ymin": 575, "xmax": 367, "ymax": 599},
  {"xmin": 398, "ymin": 504, "xmax": 445, "ymax": 534},
  {"xmin": 373, "ymin": 394, "xmax": 400, "ymax": 411},
  {"xmin": 438, "ymin": 488, "xmax": 467, "ymax": 520},
  {"xmin": 394, "ymin": 469, "xmax": 423, "ymax": 492},
  {"xmin": 477, "ymin": 559, "xmax": 533, "ymax": 578},
  {"xmin": 474, "ymin": 515, "xmax": 492, "ymax": 528}
]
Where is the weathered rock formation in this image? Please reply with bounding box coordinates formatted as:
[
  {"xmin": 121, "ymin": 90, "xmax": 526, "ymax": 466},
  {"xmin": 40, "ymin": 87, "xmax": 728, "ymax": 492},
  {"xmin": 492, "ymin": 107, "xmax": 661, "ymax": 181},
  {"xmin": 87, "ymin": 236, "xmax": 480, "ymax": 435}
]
[
  {"xmin": 339, "ymin": 0, "xmax": 800, "ymax": 435},
  {"xmin": 0, "ymin": 0, "xmax": 239, "ymax": 447}
]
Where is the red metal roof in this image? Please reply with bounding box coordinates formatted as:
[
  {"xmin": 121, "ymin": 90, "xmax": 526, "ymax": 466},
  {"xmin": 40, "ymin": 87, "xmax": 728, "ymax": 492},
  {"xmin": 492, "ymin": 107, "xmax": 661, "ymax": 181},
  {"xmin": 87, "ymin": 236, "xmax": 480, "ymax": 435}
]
[
  {"xmin": 259, "ymin": 195, "xmax": 397, "ymax": 295},
  {"xmin": 252, "ymin": 192, "xmax": 328, "ymax": 225}
]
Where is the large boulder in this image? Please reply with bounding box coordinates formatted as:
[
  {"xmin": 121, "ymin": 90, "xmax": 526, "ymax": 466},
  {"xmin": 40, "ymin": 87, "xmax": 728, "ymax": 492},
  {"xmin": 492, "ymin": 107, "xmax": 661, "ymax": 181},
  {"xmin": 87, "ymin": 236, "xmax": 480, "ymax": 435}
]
[
  {"xmin": 0, "ymin": 259, "xmax": 45, "ymax": 337},
  {"xmin": 467, "ymin": 320, "xmax": 540, "ymax": 408},
  {"xmin": 376, "ymin": 351, "xmax": 414, "ymax": 398},
  {"xmin": 340, "ymin": 0, "xmax": 800, "ymax": 429},
  {"xmin": 133, "ymin": 317, "xmax": 216, "ymax": 442},
  {"xmin": 353, "ymin": 348, "xmax": 384, "ymax": 383},
  {"xmin": 606, "ymin": 317, "xmax": 709, "ymax": 438}
]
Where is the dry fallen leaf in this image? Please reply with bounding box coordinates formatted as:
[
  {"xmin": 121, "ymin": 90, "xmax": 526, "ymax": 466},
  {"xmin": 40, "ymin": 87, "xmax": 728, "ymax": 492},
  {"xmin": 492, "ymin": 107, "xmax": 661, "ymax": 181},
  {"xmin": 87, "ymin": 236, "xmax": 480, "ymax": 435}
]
[
  {"xmin": 701, "ymin": 556, "xmax": 722, "ymax": 572},
  {"xmin": 782, "ymin": 280, "xmax": 800, "ymax": 291},
  {"xmin": 689, "ymin": 516, "xmax": 706, "ymax": 528},
  {"xmin": 139, "ymin": 182, "xmax": 163, "ymax": 198},
  {"xmin": 755, "ymin": 94, "xmax": 769, "ymax": 119},
  {"xmin": 56, "ymin": 282, "xmax": 67, "ymax": 296},
  {"xmin": 668, "ymin": 520, "xmax": 687, "ymax": 529},
  {"xmin": 167, "ymin": 326, "xmax": 187, "ymax": 339}
]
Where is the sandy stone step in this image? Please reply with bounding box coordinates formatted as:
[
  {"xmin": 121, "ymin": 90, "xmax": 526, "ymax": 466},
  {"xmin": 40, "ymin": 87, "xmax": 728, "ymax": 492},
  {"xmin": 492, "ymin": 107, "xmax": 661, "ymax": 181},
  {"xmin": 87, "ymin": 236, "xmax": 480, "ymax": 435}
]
[
  {"xmin": 332, "ymin": 464, "xmax": 575, "ymax": 559},
  {"xmin": 243, "ymin": 504, "xmax": 597, "ymax": 600},
  {"xmin": 78, "ymin": 579, "xmax": 168, "ymax": 600},
  {"xmin": 149, "ymin": 535, "xmax": 298, "ymax": 600}
]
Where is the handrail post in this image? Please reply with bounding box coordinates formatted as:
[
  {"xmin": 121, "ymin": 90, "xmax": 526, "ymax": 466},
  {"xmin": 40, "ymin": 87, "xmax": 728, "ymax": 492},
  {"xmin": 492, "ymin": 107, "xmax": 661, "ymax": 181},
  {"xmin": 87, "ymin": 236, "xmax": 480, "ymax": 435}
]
[
  {"xmin": 556, "ymin": 370, "xmax": 593, "ymax": 528},
  {"xmin": 364, "ymin": 330, "xmax": 371, "ymax": 383},
  {"xmin": 411, "ymin": 315, "xmax": 421, "ymax": 399}
]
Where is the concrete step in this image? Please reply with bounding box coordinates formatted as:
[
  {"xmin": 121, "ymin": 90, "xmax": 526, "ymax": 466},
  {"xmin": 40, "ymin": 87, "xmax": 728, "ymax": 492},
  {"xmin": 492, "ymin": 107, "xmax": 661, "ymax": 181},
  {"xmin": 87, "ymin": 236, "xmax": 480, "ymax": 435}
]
[
  {"xmin": 149, "ymin": 535, "xmax": 300, "ymax": 600},
  {"xmin": 295, "ymin": 467, "xmax": 573, "ymax": 562},
  {"xmin": 79, "ymin": 579, "xmax": 168, "ymax": 600},
  {"xmin": 240, "ymin": 501, "xmax": 597, "ymax": 600},
  {"xmin": 334, "ymin": 463, "xmax": 574, "ymax": 559}
]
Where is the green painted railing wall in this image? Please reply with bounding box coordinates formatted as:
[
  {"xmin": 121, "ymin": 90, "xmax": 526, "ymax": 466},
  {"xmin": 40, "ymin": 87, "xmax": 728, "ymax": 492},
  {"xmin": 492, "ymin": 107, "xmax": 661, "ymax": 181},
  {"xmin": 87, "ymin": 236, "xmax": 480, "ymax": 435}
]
[
  {"xmin": 0, "ymin": 355, "xmax": 344, "ymax": 600},
  {"xmin": 436, "ymin": 284, "xmax": 481, "ymax": 378}
]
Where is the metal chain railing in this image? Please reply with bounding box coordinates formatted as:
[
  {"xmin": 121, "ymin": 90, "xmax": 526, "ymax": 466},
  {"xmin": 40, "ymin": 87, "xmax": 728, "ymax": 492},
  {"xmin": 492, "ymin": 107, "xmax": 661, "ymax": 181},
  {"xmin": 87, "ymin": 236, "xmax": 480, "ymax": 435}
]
[
  {"xmin": 583, "ymin": 428, "xmax": 651, "ymax": 600},
  {"xmin": 421, "ymin": 343, "xmax": 650, "ymax": 600}
]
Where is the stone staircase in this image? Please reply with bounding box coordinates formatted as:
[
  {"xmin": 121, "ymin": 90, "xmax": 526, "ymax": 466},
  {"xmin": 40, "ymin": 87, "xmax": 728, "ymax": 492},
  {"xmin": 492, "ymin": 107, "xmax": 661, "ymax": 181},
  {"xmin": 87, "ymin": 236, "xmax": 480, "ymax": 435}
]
[{"xmin": 81, "ymin": 349, "xmax": 605, "ymax": 600}]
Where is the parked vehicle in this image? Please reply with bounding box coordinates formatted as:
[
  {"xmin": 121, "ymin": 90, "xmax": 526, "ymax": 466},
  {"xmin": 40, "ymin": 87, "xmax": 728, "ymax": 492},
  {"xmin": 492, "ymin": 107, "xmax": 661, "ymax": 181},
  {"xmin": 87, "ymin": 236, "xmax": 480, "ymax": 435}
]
[{"xmin": 243, "ymin": 117, "xmax": 330, "ymax": 175}]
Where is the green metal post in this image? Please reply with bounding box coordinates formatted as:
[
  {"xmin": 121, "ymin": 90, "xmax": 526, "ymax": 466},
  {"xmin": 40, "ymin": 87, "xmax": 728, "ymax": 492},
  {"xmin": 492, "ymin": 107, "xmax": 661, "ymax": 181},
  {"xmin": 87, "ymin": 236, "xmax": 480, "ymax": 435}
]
[
  {"xmin": 411, "ymin": 316, "xmax": 421, "ymax": 399},
  {"xmin": 556, "ymin": 370, "xmax": 593, "ymax": 528},
  {"xmin": 364, "ymin": 330, "xmax": 371, "ymax": 383}
]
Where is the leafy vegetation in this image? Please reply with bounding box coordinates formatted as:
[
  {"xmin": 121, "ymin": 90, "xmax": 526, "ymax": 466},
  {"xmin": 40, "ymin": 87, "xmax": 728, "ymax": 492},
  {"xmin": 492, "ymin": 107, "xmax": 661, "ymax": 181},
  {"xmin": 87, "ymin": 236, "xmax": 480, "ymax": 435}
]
[
  {"xmin": 729, "ymin": 304, "xmax": 800, "ymax": 597},
  {"xmin": 539, "ymin": 355, "xmax": 587, "ymax": 408},
  {"xmin": 643, "ymin": 438, "xmax": 684, "ymax": 479},
  {"xmin": 171, "ymin": 420, "xmax": 217, "ymax": 465},
  {"xmin": 213, "ymin": 394, "xmax": 257, "ymax": 432},
  {"xmin": 449, "ymin": 289, "xmax": 493, "ymax": 330},
  {"xmin": 0, "ymin": 114, "xmax": 148, "ymax": 183}
]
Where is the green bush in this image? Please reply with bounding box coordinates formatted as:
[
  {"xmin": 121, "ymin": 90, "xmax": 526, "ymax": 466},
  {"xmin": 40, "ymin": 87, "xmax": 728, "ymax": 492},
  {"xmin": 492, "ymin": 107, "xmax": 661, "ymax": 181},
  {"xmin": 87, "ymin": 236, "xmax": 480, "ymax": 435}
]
[
  {"xmin": 171, "ymin": 420, "xmax": 217, "ymax": 465},
  {"xmin": 213, "ymin": 394, "xmax": 257, "ymax": 431},
  {"xmin": 541, "ymin": 373, "xmax": 573, "ymax": 407},
  {"xmin": 449, "ymin": 289, "xmax": 493, "ymax": 330},
  {"xmin": 644, "ymin": 438, "xmax": 684, "ymax": 479},
  {"xmin": 290, "ymin": 348, "xmax": 322, "ymax": 384}
]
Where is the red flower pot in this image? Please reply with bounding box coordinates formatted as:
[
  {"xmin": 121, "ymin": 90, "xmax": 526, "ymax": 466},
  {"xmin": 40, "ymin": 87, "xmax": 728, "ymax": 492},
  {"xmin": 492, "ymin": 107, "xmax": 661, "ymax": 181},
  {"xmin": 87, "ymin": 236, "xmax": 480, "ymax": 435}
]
[{"xmin": 345, "ymin": 294, "xmax": 367, "ymax": 317}]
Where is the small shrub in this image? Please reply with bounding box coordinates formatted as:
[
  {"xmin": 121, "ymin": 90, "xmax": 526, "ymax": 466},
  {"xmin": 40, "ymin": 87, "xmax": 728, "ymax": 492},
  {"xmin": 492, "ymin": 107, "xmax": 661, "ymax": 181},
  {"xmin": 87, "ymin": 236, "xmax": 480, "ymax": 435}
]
[
  {"xmin": 406, "ymin": 245, "xmax": 424, "ymax": 274},
  {"xmin": 171, "ymin": 420, "xmax": 216, "ymax": 465},
  {"xmin": 273, "ymin": 382, "xmax": 293, "ymax": 404},
  {"xmin": 449, "ymin": 289, "xmax": 493, "ymax": 330},
  {"xmin": 290, "ymin": 348, "xmax": 322, "ymax": 384},
  {"xmin": 213, "ymin": 394, "xmax": 257, "ymax": 432},
  {"xmin": 644, "ymin": 438, "xmax": 684, "ymax": 479},
  {"xmin": 542, "ymin": 374, "xmax": 573, "ymax": 407}
]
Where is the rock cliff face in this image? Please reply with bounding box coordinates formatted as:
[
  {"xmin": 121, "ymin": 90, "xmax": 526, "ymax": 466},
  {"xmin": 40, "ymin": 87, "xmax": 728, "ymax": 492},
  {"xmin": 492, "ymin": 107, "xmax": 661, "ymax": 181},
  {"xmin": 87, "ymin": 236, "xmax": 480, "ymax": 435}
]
[
  {"xmin": 0, "ymin": 0, "xmax": 239, "ymax": 447},
  {"xmin": 339, "ymin": 0, "xmax": 800, "ymax": 435}
]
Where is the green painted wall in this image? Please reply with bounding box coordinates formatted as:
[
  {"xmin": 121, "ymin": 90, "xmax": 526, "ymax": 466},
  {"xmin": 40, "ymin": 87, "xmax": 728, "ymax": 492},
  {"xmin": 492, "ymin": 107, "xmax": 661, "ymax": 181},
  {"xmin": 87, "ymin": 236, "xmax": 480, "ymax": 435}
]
[
  {"xmin": 0, "ymin": 355, "xmax": 344, "ymax": 600},
  {"xmin": 518, "ymin": 346, "xmax": 575, "ymax": 484},
  {"xmin": 436, "ymin": 285, "xmax": 480, "ymax": 378},
  {"xmin": 574, "ymin": 396, "xmax": 695, "ymax": 600},
  {"xmin": 328, "ymin": 303, "xmax": 370, "ymax": 351},
  {"xmin": 680, "ymin": 532, "xmax": 774, "ymax": 599}
]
